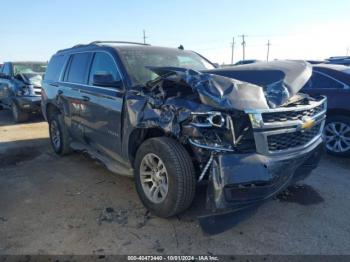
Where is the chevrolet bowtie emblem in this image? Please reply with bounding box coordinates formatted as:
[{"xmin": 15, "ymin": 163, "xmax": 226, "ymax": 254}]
[{"xmin": 301, "ymin": 117, "xmax": 315, "ymax": 129}]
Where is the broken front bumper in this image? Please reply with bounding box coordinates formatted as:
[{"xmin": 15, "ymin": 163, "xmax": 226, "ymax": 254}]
[
  {"xmin": 205, "ymin": 136, "xmax": 323, "ymax": 213},
  {"xmin": 15, "ymin": 96, "xmax": 41, "ymax": 112}
]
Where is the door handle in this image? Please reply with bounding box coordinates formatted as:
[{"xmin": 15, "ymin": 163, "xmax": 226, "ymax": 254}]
[{"xmin": 82, "ymin": 95, "xmax": 90, "ymax": 102}]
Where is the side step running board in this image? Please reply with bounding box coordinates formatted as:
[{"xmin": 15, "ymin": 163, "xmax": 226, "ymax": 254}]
[{"xmin": 70, "ymin": 142, "xmax": 134, "ymax": 177}]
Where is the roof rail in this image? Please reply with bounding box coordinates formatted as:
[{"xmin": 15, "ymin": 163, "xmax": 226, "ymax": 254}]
[
  {"xmin": 71, "ymin": 44, "xmax": 86, "ymax": 48},
  {"xmin": 90, "ymin": 41, "xmax": 150, "ymax": 46},
  {"xmin": 57, "ymin": 41, "xmax": 151, "ymax": 54}
]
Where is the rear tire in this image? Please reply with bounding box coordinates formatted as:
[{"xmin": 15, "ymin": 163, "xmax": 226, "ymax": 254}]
[
  {"xmin": 324, "ymin": 115, "xmax": 350, "ymax": 157},
  {"xmin": 12, "ymin": 102, "xmax": 29, "ymax": 123},
  {"xmin": 134, "ymin": 137, "xmax": 196, "ymax": 217},
  {"xmin": 48, "ymin": 113, "xmax": 71, "ymax": 155}
]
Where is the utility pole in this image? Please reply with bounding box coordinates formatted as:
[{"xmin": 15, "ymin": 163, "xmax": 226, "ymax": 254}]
[
  {"xmin": 239, "ymin": 34, "xmax": 246, "ymax": 61},
  {"xmin": 143, "ymin": 30, "xmax": 147, "ymax": 44},
  {"xmin": 267, "ymin": 40, "xmax": 271, "ymax": 61},
  {"xmin": 231, "ymin": 37, "xmax": 235, "ymax": 64}
]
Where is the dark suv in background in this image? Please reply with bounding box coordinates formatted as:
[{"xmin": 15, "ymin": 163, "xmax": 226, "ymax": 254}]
[
  {"xmin": 0, "ymin": 61, "xmax": 47, "ymax": 122},
  {"xmin": 41, "ymin": 41, "xmax": 326, "ymax": 218},
  {"xmin": 303, "ymin": 64, "xmax": 350, "ymax": 156}
]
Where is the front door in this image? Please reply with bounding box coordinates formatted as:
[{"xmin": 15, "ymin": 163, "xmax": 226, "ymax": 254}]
[{"xmin": 79, "ymin": 52, "xmax": 124, "ymax": 159}]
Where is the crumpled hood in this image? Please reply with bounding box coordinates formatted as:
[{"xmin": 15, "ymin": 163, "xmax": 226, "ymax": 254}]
[
  {"xmin": 204, "ymin": 60, "xmax": 313, "ymax": 108},
  {"xmin": 147, "ymin": 60, "xmax": 312, "ymax": 110},
  {"xmin": 19, "ymin": 73, "xmax": 43, "ymax": 87}
]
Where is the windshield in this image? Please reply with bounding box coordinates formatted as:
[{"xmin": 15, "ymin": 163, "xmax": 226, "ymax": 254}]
[
  {"xmin": 13, "ymin": 63, "xmax": 47, "ymax": 75},
  {"xmin": 119, "ymin": 48, "xmax": 215, "ymax": 85}
]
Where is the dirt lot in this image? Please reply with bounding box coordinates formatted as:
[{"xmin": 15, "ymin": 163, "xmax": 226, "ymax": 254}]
[{"xmin": 0, "ymin": 109, "xmax": 350, "ymax": 255}]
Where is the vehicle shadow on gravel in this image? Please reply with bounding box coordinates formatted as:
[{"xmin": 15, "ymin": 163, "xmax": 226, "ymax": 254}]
[
  {"xmin": 0, "ymin": 110, "xmax": 44, "ymax": 126},
  {"xmin": 0, "ymin": 138, "xmax": 50, "ymax": 168}
]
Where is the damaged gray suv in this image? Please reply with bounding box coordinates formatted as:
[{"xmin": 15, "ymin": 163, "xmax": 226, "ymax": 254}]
[{"xmin": 42, "ymin": 41, "xmax": 326, "ymax": 218}]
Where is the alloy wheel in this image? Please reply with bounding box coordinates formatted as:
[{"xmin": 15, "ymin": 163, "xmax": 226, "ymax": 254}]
[
  {"xmin": 140, "ymin": 153, "xmax": 169, "ymax": 204},
  {"xmin": 324, "ymin": 122, "xmax": 350, "ymax": 153},
  {"xmin": 50, "ymin": 120, "xmax": 61, "ymax": 150}
]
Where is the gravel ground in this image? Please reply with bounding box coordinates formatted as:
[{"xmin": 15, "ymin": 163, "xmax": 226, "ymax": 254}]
[{"xmin": 0, "ymin": 109, "xmax": 350, "ymax": 255}]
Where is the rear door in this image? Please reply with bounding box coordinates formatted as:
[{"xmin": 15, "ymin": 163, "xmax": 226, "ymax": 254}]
[
  {"xmin": 79, "ymin": 51, "xmax": 124, "ymax": 159},
  {"xmin": 59, "ymin": 52, "xmax": 93, "ymax": 141}
]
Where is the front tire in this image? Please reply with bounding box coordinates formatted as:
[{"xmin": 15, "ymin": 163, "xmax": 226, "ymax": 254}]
[
  {"xmin": 134, "ymin": 137, "xmax": 196, "ymax": 217},
  {"xmin": 48, "ymin": 113, "xmax": 71, "ymax": 155},
  {"xmin": 324, "ymin": 115, "xmax": 350, "ymax": 156},
  {"xmin": 12, "ymin": 102, "xmax": 29, "ymax": 123}
]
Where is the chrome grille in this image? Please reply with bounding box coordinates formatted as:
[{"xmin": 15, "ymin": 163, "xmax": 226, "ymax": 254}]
[
  {"xmin": 246, "ymin": 96, "xmax": 327, "ymax": 155},
  {"xmin": 262, "ymin": 104, "xmax": 324, "ymax": 123},
  {"xmin": 267, "ymin": 123, "xmax": 322, "ymax": 151}
]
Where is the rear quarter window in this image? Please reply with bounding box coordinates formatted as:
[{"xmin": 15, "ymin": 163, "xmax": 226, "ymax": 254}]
[{"xmin": 45, "ymin": 55, "xmax": 67, "ymax": 81}]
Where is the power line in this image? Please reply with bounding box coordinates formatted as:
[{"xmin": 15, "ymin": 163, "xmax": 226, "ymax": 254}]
[
  {"xmin": 267, "ymin": 40, "xmax": 271, "ymax": 61},
  {"xmin": 230, "ymin": 37, "xmax": 235, "ymax": 64},
  {"xmin": 239, "ymin": 34, "xmax": 246, "ymax": 61},
  {"xmin": 143, "ymin": 30, "xmax": 148, "ymax": 44}
]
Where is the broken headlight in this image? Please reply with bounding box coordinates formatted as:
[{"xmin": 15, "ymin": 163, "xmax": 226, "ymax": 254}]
[
  {"xmin": 17, "ymin": 85, "xmax": 33, "ymax": 96},
  {"xmin": 188, "ymin": 111, "xmax": 235, "ymax": 152},
  {"xmin": 185, "ymin": 111, "xmax": 255, "ymax": 153},
  {"xmin": 190, "ymin": 111, "xmax": 226, "ymax": 128}
]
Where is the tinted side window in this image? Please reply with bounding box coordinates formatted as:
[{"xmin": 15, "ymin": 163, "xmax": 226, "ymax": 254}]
[
  {"xmin": 66, "ymin": 53, "xmax": 92, "ymax": 84},
  {"xmin": 45, "ymin": 55, "xmax": 66, "ymax": 81},
  {"xmin": 2, "ymin": 63, "xmax": 12, "ymax": 76},
  {"xmin": 306, "ymin": 72, "xmax": 344, "ymax": 89},
  {"xmin": 88, "ymin": 52, "xmax": 121, "ymax": 85}
]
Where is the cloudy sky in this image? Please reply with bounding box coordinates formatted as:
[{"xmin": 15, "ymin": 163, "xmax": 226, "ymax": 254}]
[{"xmin": 1, "ymin": 0, "xmax": 349, "ymax": 64}]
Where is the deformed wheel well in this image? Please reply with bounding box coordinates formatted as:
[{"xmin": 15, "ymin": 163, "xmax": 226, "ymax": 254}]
[
  {"xmin": 128, "ymin": 128, "xmax": 167, "ymax": 166},
  {"xmin": 46, "ymin": 103, "xmax": 61, "ymax": 120},
  {"xmin": 128, "ymin": 127, "xmax": 198, "ymax": 170}
]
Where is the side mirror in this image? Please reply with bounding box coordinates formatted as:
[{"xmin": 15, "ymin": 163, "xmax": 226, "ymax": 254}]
[
  {"xmin": 212, "ymin": 63, "xmax": 220, "ymax": 68},
  {"xmin": 92, "ymin": 73, "xmax": 122, "ymax": 88}
]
